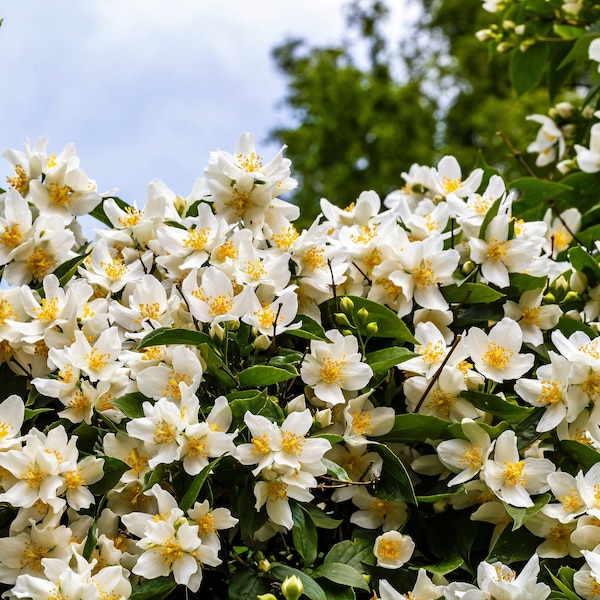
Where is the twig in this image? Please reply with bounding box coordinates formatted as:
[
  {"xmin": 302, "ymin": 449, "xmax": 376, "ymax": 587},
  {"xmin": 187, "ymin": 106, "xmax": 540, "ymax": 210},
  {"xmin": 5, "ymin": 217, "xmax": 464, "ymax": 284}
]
[
  {"xmin": 548, "ymin": 198, "xmax": 585, "ymax": 249},
  {"xmin": 414, "ymin": 334, "xmax": 463, "ymax": 413},
  {"xmin": 496, "ymin": 130, "xmax": 537, "ymax": 178}
]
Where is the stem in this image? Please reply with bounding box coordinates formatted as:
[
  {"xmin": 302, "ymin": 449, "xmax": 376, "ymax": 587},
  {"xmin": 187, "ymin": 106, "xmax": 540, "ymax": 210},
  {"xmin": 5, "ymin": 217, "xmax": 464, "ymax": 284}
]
[
  {"xmin": 414, "ymin": 334, "xmax": 463, "ymax": 413},
  {"xmin": 496, "ymin": 130, "xmax": 537, "ymax": 178},
  {"xmin": 548, "ymin": 198, "xmax": 585, "ymax": 249}
]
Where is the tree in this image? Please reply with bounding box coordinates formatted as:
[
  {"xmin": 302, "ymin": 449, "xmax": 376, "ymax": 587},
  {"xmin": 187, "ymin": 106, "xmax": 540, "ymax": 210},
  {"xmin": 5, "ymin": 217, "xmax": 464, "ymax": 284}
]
[{"xmin": 270, "ymin": 0, "xmax": 544, "ymax": 223}]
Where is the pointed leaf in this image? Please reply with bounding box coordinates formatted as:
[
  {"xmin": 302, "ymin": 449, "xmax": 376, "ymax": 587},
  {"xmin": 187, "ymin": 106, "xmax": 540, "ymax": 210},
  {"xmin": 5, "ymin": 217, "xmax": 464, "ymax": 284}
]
[
  {"xmin": 238, "ymin": 365, "xmax": 297, "ymax": 388},
  {"xmin": 365, "ymin": 347, "xmax": 417, "ymax": 372},
  {"xmin": 180, "ymin": 455, "xmax": 226, "ymax": 512},
  {"xmin": 138, "ymin": 327, "xmax": 213, "ymax": 349},
  {"xmin": 312, "ymin": 563, "xmax": 370, "ymax": 591}
]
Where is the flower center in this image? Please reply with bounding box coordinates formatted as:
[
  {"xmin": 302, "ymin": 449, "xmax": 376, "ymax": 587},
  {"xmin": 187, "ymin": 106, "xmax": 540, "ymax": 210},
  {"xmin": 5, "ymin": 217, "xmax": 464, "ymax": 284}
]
[
  {"xmin": 2, "ymin": 224, "xmax": 22, "ymax": 248},
  {"xmin": 459, "ymin": 444, "xmax": 482, "ymax": 468},
  {"xmin": 320, "ymin": 357, "xmax": 346, "ymax": 385},
  {"xmin": 282, "ymin": 431, "xmax": 305, "ymax": 456},
  {"xmin": 159, "ymin": 536, "xmax": 184, "ymax": 565},
  {"xmin": 209, "ymin": 294, "xmax": 233, "ymax": 316},
  {"xmin": 352, "ymin": 411, "xmax": 374, "ymax": 435},
  {"xmin": 521, "ymin": 306, "xmax": 541, "ymax": 326},
  {"xmin": 34, "ymin": 297, "xmax": 60, "ymax": 322},
  {"xmin": 26, "ymin": 247, "xmax": 57, "ymax": 279},
  {"xmin": 503, "ymin": 460, "xmax": 526, "ymax": 486},
  {"xmin": 378, "ymin": 538, "xmax": 401, "ymax": 560},
  {"xmin": 482, "ymin": 342, "xmax": 514, "ymax": 369},
  {"xmin": 271, "ymin": 226, "xmax": 299, "ymax": 250},
  {"xmin": 183, "ymin": 227, "xmax": 210, "ymax": 250},
  {"xmin": 486, "ymin": 239, "xmax": 510, "ymax": 264},
  {"xmin": 304, "ymin": 246, "xmax": 326, "ymax": 271},
  {"xmin": 538, "ymin": 380, "xmax": 561, "ymax": 404},
  {"xmin": 413, "ymin": 260, "xmax": 438, "ymax": 289},
  {"xmin": 118, "ymin": 206, "xmax": 142, "ymax": 228},
  {"xmin": 154, "ymin": 420, "xmax": 177, "ymax": 445},
  {"xmin": 6, "ymin": 165, "xmax": 28, "ymax": 193}
]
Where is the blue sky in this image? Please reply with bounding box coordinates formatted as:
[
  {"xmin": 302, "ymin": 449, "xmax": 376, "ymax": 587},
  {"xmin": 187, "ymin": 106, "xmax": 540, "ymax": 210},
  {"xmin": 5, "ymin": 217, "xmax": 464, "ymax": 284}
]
[{"xmin": 0, "ymin": 0, "xmax": 365, "ymax": 207}]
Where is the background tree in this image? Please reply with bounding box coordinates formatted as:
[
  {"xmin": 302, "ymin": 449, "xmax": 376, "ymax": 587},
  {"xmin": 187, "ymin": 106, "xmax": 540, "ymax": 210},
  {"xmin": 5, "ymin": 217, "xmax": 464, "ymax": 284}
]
[{"xmin": 271, "ymin": 0, "xmax": 544, "ymax": 224}]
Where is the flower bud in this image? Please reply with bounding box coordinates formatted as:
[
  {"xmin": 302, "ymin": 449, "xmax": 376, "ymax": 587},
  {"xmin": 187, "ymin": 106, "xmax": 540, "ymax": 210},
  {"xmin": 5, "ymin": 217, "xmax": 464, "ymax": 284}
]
[
  {"xmin": 257, "ymin": 595, "xmax": 277, "ymax": 600},
  {"xmin": 357, "ymin": 307, "xmax": 369, "ymax": 323},
  {"xmin": 253, "ymin": 334, "xmax": 272, "ymax": 351},
  {"xmin": 334, "ymin": 312, "xmax": 353, "ymax": 328},
  {"xmin": 315, "ymin": 408, "xmax": 333, "ymax": 428},
  {"xmin": 257, "ymin": 559, "xmax": 271, "ymax": 574},
  {"xmin": 461, "ymin": 260, "xmax": 476, "ymax": 275},
  {"xmin": 209, "ymin": 322, "xmax": 225, "ymax": 343},
  {"xmin": 339, "ymin": 296, "xmax": 354, "ymax": 314},
  {"xmin": 496, "ymin": 42, "xmax": 514, "ymax": 53},
  {"xmin": 569, "ymin": 271, "xmax": 587, "ymax": 294},
  {"xmin": 366, "ymin": 322, "xmax": 379, "ymax": 337},
  {"xmin": 281, "ymin": 575, "xmax": 304, "ymax": 600},
  {"xmin": 225, "ymin": 320, "xmax": 240, "ymax": 332}
]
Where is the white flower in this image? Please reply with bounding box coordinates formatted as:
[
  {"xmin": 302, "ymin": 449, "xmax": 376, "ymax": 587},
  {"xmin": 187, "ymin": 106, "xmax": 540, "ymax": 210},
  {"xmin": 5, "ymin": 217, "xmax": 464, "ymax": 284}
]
[
  {"xmin": 187, "ymin": 500, "xmax": 238, "ymax": 550},
  {"xmin": 242, "ymin": 287, "xmax": 300, "ymax": 337},
  {"xmin": 342, "ymin": 392, "xmax": 395, "ymax": 445},
  {"xmin": 67, "ymin": 327, "xmax": 123, "ymax": 383},
  {"xmin": 373, "ymin": 530, "xmax": 415, "ymax": 569},
  {"xmin": 300, "ymin": 329, "xmax": 373, "ymax": 406},
  {"xmin": 379, "ymin": 569, "xmax": 445, "ymax": 600},
  {"xmin": 573, "ymin": 549, "xmax": 600, "ymax": 600},
  {"xmin": 432, "ymin": 155, "xmax": 483, "ymax": 198},
  {"xmin": 0, "ymin": 394, "xmax": 24, "ymax": 450},
  {"xmin": 436, "ymin": 418, "xmax": 492, "ymax": 486},
  {"xmin": 350, "ymin": 487, "xmax": 408, "ymax": 531},
  {"xmin": 575, "ymin": 123, "xmax": 600, "ymax": 173},
  {"xmin": 468, "ymin": 317, "xmax": 534, "ymax": 382},
  {"xmin": 525, "ymin": 511, "xmax": 580, "ymax": 558},
  {"xmin": 503, "ymin": 289, "xmax": 562, "ymax": 347},
  {"xmin": 482, "ymin": 430, "xmax": 555, "ymax": 507},
  {"xmin": 526, "ymin": 114, "xmax": 566, "ymax": 166},
  {"xmin": 468, "ymin": 214, "xmax": 540, "ymax": 288}
]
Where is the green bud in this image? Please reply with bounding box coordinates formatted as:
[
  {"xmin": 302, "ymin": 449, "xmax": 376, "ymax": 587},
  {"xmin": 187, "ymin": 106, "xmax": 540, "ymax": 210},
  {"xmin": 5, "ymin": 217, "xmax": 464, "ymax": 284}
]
[
  {"xmin": 357, "ymin": 307, "xmax": 369, "ymax": 323},
  {"xmin": 562, "ymin": 291, "xmax": 580, "ymax": 303},
  {"xmin": 339, "ymin": 296, "xmax": 355, "ymax": 314},
  {"xmin": 253, "ymin": 334, "xmax": 272, "ymax": 351},
  {"xmin": 257, "ymin": 558, "xmax": 271, "ymax": 574},
  {"xmin": 334, "ymin": 312, "xmax": 353, "ymax": 328},
  {"xmin": 543, "ymin": 292, "xmax": 556, "ymax": 304},
  {"xmin": 225, "ymin": 320, "xmax": 240, "ymax": 332},
  {"xmin": 257, "ymin": 595, "xmax": 278, "ymax": 600},
  {"xmin": 281, "ymin": 575, "xmax": 304, "ymax": 600},
  {"xmin": 366, "ymin": 322, "xmax": 379, "ymax": 337},
  {"xmin": 341, "ymin": 329, "xmax": 353, "ymax": 336},
  {"xmin": 461, "ymin": 260, "xmax": 475, "ymax": 275}
]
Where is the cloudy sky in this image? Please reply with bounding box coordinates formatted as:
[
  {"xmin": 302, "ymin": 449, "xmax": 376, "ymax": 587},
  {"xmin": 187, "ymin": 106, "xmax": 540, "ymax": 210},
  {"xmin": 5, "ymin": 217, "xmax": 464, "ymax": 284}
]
[{"xmin": 0, "ymin": 0, "xmax": 407, "ymax": 209}]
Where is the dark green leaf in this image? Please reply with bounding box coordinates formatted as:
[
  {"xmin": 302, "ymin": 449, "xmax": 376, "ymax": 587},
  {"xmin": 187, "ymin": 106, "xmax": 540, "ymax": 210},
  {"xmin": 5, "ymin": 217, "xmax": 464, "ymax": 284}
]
[
  {"xmin": 509, "ymin": 42, "xmax": 549, "ymax": 96},
  {"xmin": 180, "ymin": 455, "xmax": 226, "ymax": 512},
  {"xmin": 370, "ymin": 442, "xmax": 416, "ymax": 504},
  {"xmin": 421, "ymin": 555, "xmax": 464, "ymax": 575},
  {"xmin": 379, "ymin": 413, "xmax": 450, "ymax": 444},
  {"xmin": 547, "ymin": 568, "xmax": 581, "ymax": 600},
  {"xmin": 292, "ymin": 503, "xmax": 318, "ymax": 567},
  {"xmin": 238, "ymin": 365, "xmax": 297, "ymax": 388},
  {"xmin": 138, "ymin": 327, "xmax": 213, "ymax": 349},
  {"xmin": 321, "ymin": 457, "xmax": 352, "ymax": 482},
  {"xmin": 569, "ymin": 246, "xmax": 600, "ymax": 288},
  {"xmin": 228, "ymin": 569, "xmax": 271, "ymax": 600},
  {"xmin": 504, "ymin": 493, "xmax": 550, "ymax": 530},
  {"xmin": 51, "ymin": 252, "xmax": 90, "ymax": 289},
  {"xmin": 365, "ymin": 347, "xmax": 417, "ymax": 372},
  {"xmin": 479, "ymin": 196, "xmax": 503, "ymax": 240},
  {"xmin": 143, "ymin": 464, "xmax": 166, "ymax": 492},
  {"xmin": 312, "ymin": 563, "xmax": 370, "ymax": 591},
  {"xmin": 322, "ymin": 296, "xmax": 417, "ymax": 344},
  {"xmin": 508, "ymin": 272, "xmax": 550, "ymax": 291},
  {"xmin": 286, "ymin": 314, "xmax": 329, "ymax": 341},
  {"xmin": 89, "ymin": 457, "xmax": 131, "ymax": 495},
  {"xmin": 461, "ymin": 391, "xmax": 534, "ymax": 424},
  {"xmin": 487, "ymin": 523, "xmax": 541, "ymax": 563},
  {"xmin": 23, "ymin": 407, "xmax": 53, "ymax": 421},
  {"xmin": 442, "ymin": 282, "xmax": 505, "ymax": 304},
  {"xmin": 302, "ymin": 503, "xmax": 344, "ymax": 529},
  {"xmin": 556, "ymin": 315, "xmax": 597, "ymax": 339},
  {"xmin": 510, "ymin": 177, "xmax": 572, "ymax": 203},
  {"xmin": 227, "ymin": 389, "xmax": 270, "ymax": 420},
  {"xmin": 324, "ymin": 538, "xmax": 375, "ymax": 569},
  {"xmin": 82, "ymin": 519, "xmax": 97, "ymax": 561},
  {"xmin": 112, "ymin": 392, "xmax": 149, "ymax": 419},
  {"xmin": 130, "ymin": 576, "xmax": 177, "ymax": 600},
  {"xmin": 559, "ymin": 440, "xmax": 600, "ymax": 470}
]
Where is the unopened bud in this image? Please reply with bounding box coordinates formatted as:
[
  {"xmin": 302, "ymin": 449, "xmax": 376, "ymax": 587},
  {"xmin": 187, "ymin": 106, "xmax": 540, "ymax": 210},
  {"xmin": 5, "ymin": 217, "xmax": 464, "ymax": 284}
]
[
  {"xmin": 281, "ymin": 575, "xmax": 304, "ymax": 600},
  {"xmin": 496, "ymin": 42, "xmax": 515, "ymax": 53},
  {"xmin": 209, "ymin": 323, "xmax": 225, "ymax": 343},
  {"xmin": 357, "ymin": 307, "xmax": 369, "ymax": 323},
  {"xmin": 563, "ymin": 291, "xmax": 581, "ymax": 304},
  {"xmin": 366, "ymin": 322, "xmax": 379, "ymax": 337},
  {"xmin": 253, "ymin": 334, "xmax": 272, "ymax": 351},
  {"xmin": 225, "ymin": 320, "xmax": 240, "ymax": 332},
  {"xmin": 569, "ymin": 271, "xmax": 587, "ymax": 294},
  {"xmin": 315, "ymin": 408, "xmax": 333, "ymax": 428},
  {"xmin": 257, "ymin": 559, "xmax": 271, "ymax": 574},
  {"xmin": 334, "ymin": 312, "xmax": 353, "ymax": 328},
  {"xmin": 543, "ymin": 292, "xmax": 556, "ymax": 304},
  {"xmin": 257, "ymin": 594, "xmax": 277, "ymax": 600},
  {"xmin": 339, "ymin": 296, "xmax": 354, "ymax": 314},
  {"xmin": 462, "ymin": 260, "xmax": 476, "ymax": 275}
]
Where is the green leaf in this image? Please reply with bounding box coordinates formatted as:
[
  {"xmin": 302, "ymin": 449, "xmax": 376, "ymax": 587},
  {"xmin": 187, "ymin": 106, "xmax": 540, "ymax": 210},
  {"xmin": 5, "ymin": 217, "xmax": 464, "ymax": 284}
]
[
  {"xmin": 547, "ymin": 568, "xmax": 581, "ymax": 600},
  {"xmin": 479, "ymin": 195, "xmax": 503, "ymax": 240},
  {"xmin": 556, "ymin": 315, "xmax": 597, "ymax": 340},
  {"xmin": 112, "ymin": 392, "xmax": 149, "ymax": 419},
  {"xmin": 138, "ymin": 327, "xmax": 213, "ymax": 349},
  {"xmin": 23, "ymin": 407, "xmax": 53, "ymax": 421},
  {"xmin": 228, "ymin": 569, "xmax": 271, "ymax": 600},
  {"xmin": 559, "ymin": 440, "xmax": 600, "ymax": 470},
  {"xmin": 286, "ymin": 314, "xmax": 329, "ymax": 341},
  {"xmin": 51, "ymin": 252, "xmax": 90, "ymax": 289},
  {"xmin": 238, "ymin": 365, "xmax": 297, "ymax": 388},
  {"xmin": 504, "ymin": 493, "xmax": 551, "ymax": 530},
  {"xmin": 82, "ymin": 519, "xmax": 97, "ymax": 561},
  {"xmin": 324, "ymin": 538, "xmax": 375, "ymax": 569},
  {"xmin": 509, "ymin": 42, "xmax": 549, "ymax": 96},
  {"xmin": 421, "ymin": 555, "xmax": 464, "ymax": 576},
  {"xmin": 322, "ymin": 296, "xmax": 417, "ymax": 344},
  {"xmin": 461, "ymin": 391, "xmax": 534, "ymax": 424},
  {"xmin": 510, "ymin": 177, "xmax": 572, "ymax": 204},
  {"xmin": 89, "ymin": 196, "xmax": 132, "ymax": 229},
  {"xmin": 365, "ymin": 347, "xmax": 417, "ymax": 372},
  {"xmin": 487, "ymin": 523, "xmax": 541, "ymax": 563},
  {"xmin": 130, "ymin": 576, "xmax": 177, "ymax": 600},
  {"xmin": 270, "ymin": 565, "xmax": 327, "ymax": 600},
  {"xmin": 370, "ymin": 442, "xmax": 416, "ymax": 504},
  {"xmin": 312, "ymin": 563, "xmax": 370, "ymax": 591},
  {"xmin": 198, "ymin": 343, "xmax": 238, "ymax": 389},
  {"xmin": 442, "ymin": 282, "xmax": 505, "ymax": 304},
  {"xmin": 318, "ymin": 582, "xmax": 356, "ymax": 600},
  {"xmin": 292, "ymin": 502, "xmax": 318, "ymax": 567},
  {"xmin": 569, "ymin": 246, "xmax": 600, "ymax": 288},
  {"xmin": 321, "ymin": 457, "xmax": 352, "ymax": 482},
  {"xmin": 508, "ymin": 272, "xmax": 549, "ymax": 291},
  {"xmin": 379, "ymin": 413, "xmax": 450, "ymax": 444},
  {"xmin": 558, "ymin": 32, "xmax": 600, "ymax": 69},
  {"xmin": 179, "ymin": 455, "xmax": 226, "ymax": 512},
  {"xmin": 227, "ymin": 389, "xmax": 270, "ymax": 420},
  {"xmin": 143, "ymin": 463, "xmax": 166, "ymax": 492},
  {"xmin": 553, "ymin": 24, "xmax": 584, "ymax": 39},
  {"xmin": 89, "ymin": 457, "xmax": 130, "ymax": 495},
  {"xmin": 302, "ymin": 503, "xmax": 343, "ymax": 529}
]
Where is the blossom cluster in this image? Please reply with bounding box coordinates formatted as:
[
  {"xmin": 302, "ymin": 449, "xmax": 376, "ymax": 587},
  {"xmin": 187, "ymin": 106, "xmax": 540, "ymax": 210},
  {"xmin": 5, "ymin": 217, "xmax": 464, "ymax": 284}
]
[{"xmin": 0, "ymin": 124, "xmax": 598, "ymax": 600}]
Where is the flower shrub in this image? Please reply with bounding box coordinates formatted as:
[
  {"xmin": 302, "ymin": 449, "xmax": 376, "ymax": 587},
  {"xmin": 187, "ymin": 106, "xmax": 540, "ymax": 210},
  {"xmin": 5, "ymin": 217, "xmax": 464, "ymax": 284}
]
[{"xmin": 2, "ymin": 2, "xmax": 600, "ymax": 599}]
